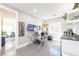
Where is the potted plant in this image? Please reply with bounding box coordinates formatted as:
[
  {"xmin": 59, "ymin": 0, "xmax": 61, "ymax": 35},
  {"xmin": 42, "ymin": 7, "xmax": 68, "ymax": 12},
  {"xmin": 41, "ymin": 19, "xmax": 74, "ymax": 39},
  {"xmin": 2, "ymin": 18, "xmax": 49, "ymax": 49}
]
[
  {"xmin": 62, "ymin": 13, "xmax": 67, "ymax": 20},
  {"xmin": 73, "ymin": 3, "xmax": 79, "ymax": 10}
]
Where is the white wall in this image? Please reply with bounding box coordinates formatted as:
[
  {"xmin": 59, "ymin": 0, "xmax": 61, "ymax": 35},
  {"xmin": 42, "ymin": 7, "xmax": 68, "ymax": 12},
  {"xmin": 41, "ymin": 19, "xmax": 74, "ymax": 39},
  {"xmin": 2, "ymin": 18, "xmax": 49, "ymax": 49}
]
[
  {"xmin": 0, "ymin": 5, "xmax": 43, "ymax": 49},
  {"xmin": 48, "ymin": 17, "xmax": 64, "ymax": 41},
  {"xmin": 18, "ymin": 12, "xmax": 43, "ymax": 48}
]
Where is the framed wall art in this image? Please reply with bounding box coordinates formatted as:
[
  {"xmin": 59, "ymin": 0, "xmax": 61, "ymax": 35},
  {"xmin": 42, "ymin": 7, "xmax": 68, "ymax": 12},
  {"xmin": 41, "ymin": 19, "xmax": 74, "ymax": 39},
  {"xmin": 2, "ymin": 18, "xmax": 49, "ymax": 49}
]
[{"xmin": 19, "ymin": 22, "xmax": 25, "ymax": 37}]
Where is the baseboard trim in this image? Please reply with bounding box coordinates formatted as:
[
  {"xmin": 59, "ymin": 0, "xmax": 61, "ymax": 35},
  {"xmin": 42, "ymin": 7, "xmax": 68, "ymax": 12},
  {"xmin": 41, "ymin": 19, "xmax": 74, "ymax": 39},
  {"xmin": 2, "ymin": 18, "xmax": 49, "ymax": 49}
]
[{"xmin": 17, "ymin": 42, "xmax": 32, "ymax": 49}]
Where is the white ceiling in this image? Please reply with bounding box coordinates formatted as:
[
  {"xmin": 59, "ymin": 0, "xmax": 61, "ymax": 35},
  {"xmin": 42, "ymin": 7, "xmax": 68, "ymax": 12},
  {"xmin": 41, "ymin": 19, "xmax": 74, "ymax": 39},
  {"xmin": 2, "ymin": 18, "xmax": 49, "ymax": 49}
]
[{"xmin": 2, "ymin": 3, "xmax": 74, "ymax": 20}]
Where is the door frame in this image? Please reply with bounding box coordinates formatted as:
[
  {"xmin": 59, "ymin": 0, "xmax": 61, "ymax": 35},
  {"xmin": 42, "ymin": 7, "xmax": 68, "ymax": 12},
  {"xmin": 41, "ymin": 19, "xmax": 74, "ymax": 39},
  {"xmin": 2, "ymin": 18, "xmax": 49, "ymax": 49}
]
[{"xmin": 0, "ymin": 5, "xmax": 18, "ymax": 51}]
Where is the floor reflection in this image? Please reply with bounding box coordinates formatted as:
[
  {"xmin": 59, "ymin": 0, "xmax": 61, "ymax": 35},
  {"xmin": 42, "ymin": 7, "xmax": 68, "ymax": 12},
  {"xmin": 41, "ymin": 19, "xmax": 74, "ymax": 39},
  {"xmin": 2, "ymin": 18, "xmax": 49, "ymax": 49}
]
[{"xmin": 16, "ymin": 40, "xmax": 60, "ymax": 56}]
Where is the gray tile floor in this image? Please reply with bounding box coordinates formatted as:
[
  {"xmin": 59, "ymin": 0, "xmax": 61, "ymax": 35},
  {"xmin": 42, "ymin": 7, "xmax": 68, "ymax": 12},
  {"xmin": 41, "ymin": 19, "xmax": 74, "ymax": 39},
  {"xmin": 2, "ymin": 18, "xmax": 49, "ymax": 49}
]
[
  {"xmin": 16, "ymin": 40, "xmax": 60, "ymax": 56},
  {"xmin": 0, "ymin": 47, "xmax": 5, "ymax": 56}
]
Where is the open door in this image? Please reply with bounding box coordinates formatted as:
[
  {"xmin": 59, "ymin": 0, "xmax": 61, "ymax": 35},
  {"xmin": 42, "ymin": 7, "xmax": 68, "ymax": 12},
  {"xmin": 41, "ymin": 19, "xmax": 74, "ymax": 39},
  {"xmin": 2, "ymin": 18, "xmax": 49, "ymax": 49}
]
[
  {"xmin": 0, "ymin": 8, "xmax": 2, "ymax": 55},
  {"xmin": 0, "ymin": 5, "xmax": 17, "ymax": 56}
]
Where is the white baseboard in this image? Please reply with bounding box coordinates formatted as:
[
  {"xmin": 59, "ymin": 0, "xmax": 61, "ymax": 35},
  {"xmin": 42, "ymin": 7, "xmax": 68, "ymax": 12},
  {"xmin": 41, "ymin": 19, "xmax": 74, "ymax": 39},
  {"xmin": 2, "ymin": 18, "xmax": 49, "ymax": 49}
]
[
  {"xmin": 62, "ymin": 52, "xmax": 70, "ymax": 56},
  {"xmin": 17, "ymin": 42, "xmax": 32, "ymax": 49}
]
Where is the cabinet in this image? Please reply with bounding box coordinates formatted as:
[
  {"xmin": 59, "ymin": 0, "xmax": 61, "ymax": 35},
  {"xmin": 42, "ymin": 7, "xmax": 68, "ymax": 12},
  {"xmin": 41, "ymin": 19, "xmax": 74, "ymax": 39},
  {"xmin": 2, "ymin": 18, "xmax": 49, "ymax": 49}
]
[{"xmin": 62, "ymin": 8, "xmax": 79, "ymax": 56}]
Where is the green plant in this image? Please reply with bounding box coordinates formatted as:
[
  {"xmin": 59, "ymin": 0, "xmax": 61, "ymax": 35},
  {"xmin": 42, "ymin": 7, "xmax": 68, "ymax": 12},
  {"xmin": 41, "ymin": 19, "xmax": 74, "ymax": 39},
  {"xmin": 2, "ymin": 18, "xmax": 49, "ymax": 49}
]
[
  {"xmin": 73, "ymin": 3, "xmax": 79, "ymax": 10},
  {"xmin": 62, "ymin": 13, "xmax": 67, "ymax": 20}
]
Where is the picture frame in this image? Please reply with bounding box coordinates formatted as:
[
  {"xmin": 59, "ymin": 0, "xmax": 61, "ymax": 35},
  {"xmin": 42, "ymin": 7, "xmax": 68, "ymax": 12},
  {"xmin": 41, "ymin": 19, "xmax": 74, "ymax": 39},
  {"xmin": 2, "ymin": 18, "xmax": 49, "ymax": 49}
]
[{"xmin": 19, "ymin": 22, "xmax": 25, "ymax": 37}]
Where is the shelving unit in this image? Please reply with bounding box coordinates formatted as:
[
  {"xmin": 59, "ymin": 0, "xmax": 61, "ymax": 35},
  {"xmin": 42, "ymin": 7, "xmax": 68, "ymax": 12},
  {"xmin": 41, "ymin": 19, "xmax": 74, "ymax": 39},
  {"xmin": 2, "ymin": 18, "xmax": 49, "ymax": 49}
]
[{"xmin": 64, "ymin": 8, "xmax": 79, "ymax": 34}]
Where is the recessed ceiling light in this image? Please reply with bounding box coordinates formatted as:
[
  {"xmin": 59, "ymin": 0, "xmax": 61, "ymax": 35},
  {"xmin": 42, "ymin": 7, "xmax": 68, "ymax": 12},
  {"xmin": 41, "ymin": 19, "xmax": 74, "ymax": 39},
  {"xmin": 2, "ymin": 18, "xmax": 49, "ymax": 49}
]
[{"xmin": 33, "ymin": 9, "xmax": 37, "ymax": 13}]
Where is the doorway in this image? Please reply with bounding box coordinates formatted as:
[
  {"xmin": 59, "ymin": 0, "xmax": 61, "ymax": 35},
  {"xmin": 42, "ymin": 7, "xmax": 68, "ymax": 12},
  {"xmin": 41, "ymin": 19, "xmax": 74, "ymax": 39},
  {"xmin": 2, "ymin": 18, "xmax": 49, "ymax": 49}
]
[{"xmin": 0, "ymin": 5, "xmax": 17, "ymax": 56}]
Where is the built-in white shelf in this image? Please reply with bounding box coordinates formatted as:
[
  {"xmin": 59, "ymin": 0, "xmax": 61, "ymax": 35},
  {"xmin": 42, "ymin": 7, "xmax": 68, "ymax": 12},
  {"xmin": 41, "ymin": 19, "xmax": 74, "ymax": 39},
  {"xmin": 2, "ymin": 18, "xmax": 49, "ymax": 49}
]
[{"xmin": 66, "ymin": 19, "xmax": 79, "ymax": 23}]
